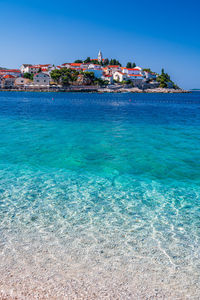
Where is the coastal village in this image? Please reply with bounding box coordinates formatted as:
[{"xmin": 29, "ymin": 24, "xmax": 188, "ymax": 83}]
[{"xmin": 0, "ymin": 51, "xmax": 184, "ymax": 93}]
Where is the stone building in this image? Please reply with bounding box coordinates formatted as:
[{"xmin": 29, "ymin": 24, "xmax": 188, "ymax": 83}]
[
  {"xmin": 33, "ymin": 73, "xmax": 50, "ymax": 86},
  {"xmin": 1, "ymin": 75, "xmax": 16, "ymax": 88}
]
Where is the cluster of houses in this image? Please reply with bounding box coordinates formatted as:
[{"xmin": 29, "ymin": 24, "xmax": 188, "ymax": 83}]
[
  {"xmin": 0, "ymin": 65, "xmax": 51, "ymax": 89},
  {"xmin": 0, "ymin": 51, "xmax": 159, "ymax": 89}
]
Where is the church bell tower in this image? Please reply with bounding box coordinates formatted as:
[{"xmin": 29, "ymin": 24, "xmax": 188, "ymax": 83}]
[{"xmin": 98, "ymin": 50, "xmax": 103, "ymax": 63}]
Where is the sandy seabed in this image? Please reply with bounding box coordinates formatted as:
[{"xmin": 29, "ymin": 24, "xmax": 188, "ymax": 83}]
[{"xmin": 0, "ymin": 238, "xmax": 199, "ymax": 300}]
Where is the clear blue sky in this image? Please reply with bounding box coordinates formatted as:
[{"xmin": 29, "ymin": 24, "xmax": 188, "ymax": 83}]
[{"xmin": 1, "ymin": 0, "xmax": 200, "ymax": 88}]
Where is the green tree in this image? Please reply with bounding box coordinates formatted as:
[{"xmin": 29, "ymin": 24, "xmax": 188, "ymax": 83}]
[
  {"xmin": 50, "ymin": 68, "xmax": 83, "ymax": 86},
  {"xmin": 126, "ymin": 62, "xmax": 132, "ymax": 68},
  {"xmin": 109, "ymin": 58, "xmax": 121, "ymax": 66},
  {"xmin": 125, "ymin": 79, "xmax": 132, "ymax": 85},
  {"xmin": 94, "ymin": 78, "xmax": 107, "ymax": 86},
  {"xmin": 173, "ymin": 83, "xmax": 180, "ymax": 89},
  {"xmin": 23, "ymin": 73, "xmax": 33, "ymax": 80},
  {"xmin": 160, "ymin": 81, "xmax": 167, "ymax": 88},
  {"xmin": 62, "ymin": 75, "xmax": 70, "ymax": 86},
  {"xmin": 74, "ymin": 60, "xmax": 83, "ymax": 63},
  {"xmin": 103, "ymin": 58, "xmax": 109, "ymax": 66},
  {"xmin": 156, "ymin": 68, "xmax": 178, "ymax": 89},
  {"xmin": 50, "ymin": 69, "xmax": 62, "ymax": 83},
  {"xmin": 84, "ymin": 57, "xmax": 91, "ymax": 63},
  {"xmin": 103, "ymin": 80, "xmax": 109, "ymax": 85},
  {"xmin": 83, "ymin": 71, "xmax": 95, "ymax": 81},
  {"xmin": 90, "ymin": 60, "xmax": 100, "ymax": 65},
  {"xmin": 126, "ymin": 62, "xmax": 136, "ymax": 68},
  {"xmin": 143, "ymin": 68, "xmax": 152, "ymax": 73}
]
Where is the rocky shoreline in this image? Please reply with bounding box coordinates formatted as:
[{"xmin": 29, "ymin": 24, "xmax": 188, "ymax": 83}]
[
  {"xmin": 98, "ymin": 87, "xmax": 190, "ymax": 93},
  {"xmin": 0, "ymin": 87, "xmax": 190, "ymax": 93}
]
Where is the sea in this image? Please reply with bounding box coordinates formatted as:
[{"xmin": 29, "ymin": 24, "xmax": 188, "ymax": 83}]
[{"xmin": 0, "ymin": 91, "xmax": 199, "ymax": 299}]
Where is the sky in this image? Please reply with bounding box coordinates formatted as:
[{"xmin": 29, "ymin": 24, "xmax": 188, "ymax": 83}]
[{"xmin": 0, "ymin": 0, "xmax": 200, "ymax": 88}]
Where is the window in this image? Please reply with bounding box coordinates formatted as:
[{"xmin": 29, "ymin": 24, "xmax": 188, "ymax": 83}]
[{"xmin": 37, "ymin": 80, "xmax": 39, "ymax": 82}]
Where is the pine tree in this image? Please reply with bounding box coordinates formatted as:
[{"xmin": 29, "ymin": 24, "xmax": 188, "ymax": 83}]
[{"xmin": 126, "ymin": 62, "xmax": 132, "ymax": 68}]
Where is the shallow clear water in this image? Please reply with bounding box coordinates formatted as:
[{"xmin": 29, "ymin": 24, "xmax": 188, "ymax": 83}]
[{"xmin": 0, "ymin": 92, "xmax": 200, "ymax": 299}]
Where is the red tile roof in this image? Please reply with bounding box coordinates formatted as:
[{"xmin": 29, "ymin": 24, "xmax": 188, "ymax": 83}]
[
  {"xmin": 91, "ymin": 59, "xmax": 105, "ymax": 61},
  {"xmin": 125, "ymin": 68, "xmax": 141, "ymax": 71},
  {"xmin": 70, "ymin": 63, "xmax": 82, "ymax": 66},
  {"xmin": 29, "ymin": 66, "xmax": 40, "ymax": 69},
  {"xmin": 128, "ymin": 74, "xmax": 143, "ymax": 77},
  {"xmin": 3, "ymin": 74, "xmax": 15, "ymax": 79},
  {"xmin": 0, "ymin": 69, "xmax": 20, "ymax": 73},
  {"xmin": 31, "ymin": 64, "xmax": 51, "ymax": 68},
  {"xmin": 108, "ymin": 65, "xmax": 121, "ymax": 68}
]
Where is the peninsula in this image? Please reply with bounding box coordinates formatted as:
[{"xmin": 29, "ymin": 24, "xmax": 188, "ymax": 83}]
[{"xmin": 0, "ymin": 51, "xmax": 189, "ymax": 93}]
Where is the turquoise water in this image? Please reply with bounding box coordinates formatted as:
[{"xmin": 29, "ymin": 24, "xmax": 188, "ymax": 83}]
[{"xmin": 0, "ymin": 92, "xmax": 200, "ymax": 298}]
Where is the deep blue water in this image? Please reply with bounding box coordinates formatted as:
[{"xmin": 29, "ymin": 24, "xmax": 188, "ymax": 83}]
[{"xmin": 0, "ymin": 91, "xmax": 199, "ymax": 297}]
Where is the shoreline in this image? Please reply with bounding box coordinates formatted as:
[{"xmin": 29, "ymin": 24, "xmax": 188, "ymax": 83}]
[{"xmin": 0, "ymin": 87, "xmax": 190, "ymax": 94}]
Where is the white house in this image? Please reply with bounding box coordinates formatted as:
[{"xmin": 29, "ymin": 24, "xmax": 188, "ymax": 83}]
[
  {"xmin": 88, "ymin": 63, "xmax": 102, "ymax": 70},
  {"xmin": 28, "ymin": 66, "xmax": 41, "ymax": 74},
  {"xmin": 20, "ymin": 65, "xmax": 40, "ymax": 74},
  {"xmin": 61, "ymin": 63, "xmax": 82, "ymax": 69},
  {"xmin": 122, "ymin": 66, "xmax": 143, "ymax": 75},
  {"xmin": 20, "ymin": 64, "xmax": 52, "ymax": 74},
  {"xmin": 20, "ymin": 64, "xmax": 32, "ymax": 73},
  {"xmin": 144, "ymin": 71, "xmax": 157, "ymax": 80},
  {"xmin": 33, "ymin": 72, "xmax": 50, "ymax": 86},
  {"xmin": 105, "ymin": 65, "xmax": 121, "ymax": 75},
  {"xmin": 101, "ymin": 74, "xmax": 113, "ymax": 84},
  {"xmin": 113, "ymin": 71, "xmax": 128, "ymax": 82}
]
